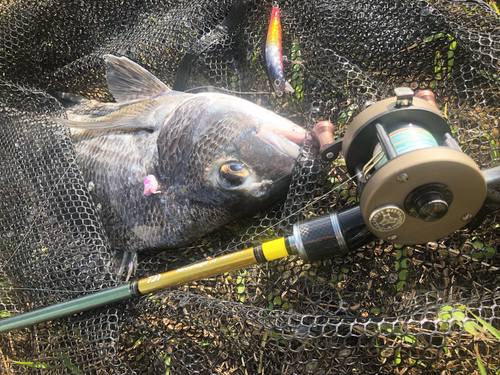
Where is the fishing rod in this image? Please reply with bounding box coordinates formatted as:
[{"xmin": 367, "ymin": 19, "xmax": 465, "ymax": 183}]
[{"xmin": 1, "ymin": 87, "xmax": 499, "ymax": 333}]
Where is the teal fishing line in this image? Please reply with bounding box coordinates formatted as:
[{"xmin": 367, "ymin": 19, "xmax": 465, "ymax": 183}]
[{"xmin": 373, "ymin": 125, "xmax": 439, "ymax": 169}]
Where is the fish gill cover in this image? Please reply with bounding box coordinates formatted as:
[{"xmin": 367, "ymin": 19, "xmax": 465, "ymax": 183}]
[{"xmin": 0, "ymin": 0, "xmax": 499, "ymax": 374}]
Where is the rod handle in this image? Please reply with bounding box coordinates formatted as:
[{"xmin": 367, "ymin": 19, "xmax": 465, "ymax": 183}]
[{"xmin": 290, "ymin": 206, "xmax": 373, "ymax": 263}]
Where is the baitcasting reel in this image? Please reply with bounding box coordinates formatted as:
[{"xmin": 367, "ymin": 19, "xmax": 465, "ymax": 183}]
[
  {"xmin": 342, "ymin": 87, "xmax": 486, "ymax": 244},
  {"xmin": 289, "ymin": 87, "xmax": 493, "ymax": 263}
]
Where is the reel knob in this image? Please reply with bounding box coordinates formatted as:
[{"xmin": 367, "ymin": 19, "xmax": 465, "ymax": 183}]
[
  {"xmin": 312, "ymin": 121, "xmax": 335, "ymax": 149},
  {"xmin": 312, "ymin": 121, "xmax": 342, "ymax": 161},
  {"xmin": 413, "ymin": 192, "xmax": 448, "ymax": 221},
  {"xmin": 414, "ymin": 90, "xmax": 440, "ymax": 113},
  {"xmin": 404, "ymin": 183, "xmax": 453, "ymax": 222}
]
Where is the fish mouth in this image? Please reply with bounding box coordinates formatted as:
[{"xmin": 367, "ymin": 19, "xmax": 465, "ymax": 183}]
[{"xmin": 258, "ymin": 125, "xmax": 309, "ymax": 159}]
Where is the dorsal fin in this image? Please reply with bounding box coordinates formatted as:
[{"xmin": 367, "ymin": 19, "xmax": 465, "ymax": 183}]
[{"xmin": 104, "ymin": 54, "xmax": 170, "ymax": 102}]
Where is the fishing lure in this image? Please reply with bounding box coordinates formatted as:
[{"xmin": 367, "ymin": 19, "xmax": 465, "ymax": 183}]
[
  {"xmin": 265, "ymin": 6, "xmax": 294, "ymax": 96},
  {"xmin": 143, "ymin": 175, "xmax": 161, "ymax": 196}
]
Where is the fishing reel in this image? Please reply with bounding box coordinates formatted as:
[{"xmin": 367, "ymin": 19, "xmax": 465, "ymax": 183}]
[{"xmin": 288, "ymin": 88, "xmax": 496, "ymax": 262}]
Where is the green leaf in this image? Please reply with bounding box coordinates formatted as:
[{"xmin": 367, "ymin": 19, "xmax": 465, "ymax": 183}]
[
  {"xmin": 271, "ymin": 330, "xmax": 281, "ymax": 340},
  {"xmin": 485, "ymin": 247, "xmax": 496, "ymax": 258},
  {"xmin": 490, "ymin": 1, "xmax": 500, "ymax": 14},
  {"xmin": 453, "ymin": 310, "xmax": 466, "ymax": 321},
  {"xmin": 380, "ymin": 323, "xmax": 392, "ymax": 333},
  {"xmin": 395, "ymin": 348, "xmax": 401, "ymax": 366},
  {"xmin": 476, "ymin": 348, "xmax": 487, "ymax": 375},
  {"xmin": 464, "ymin": 320, "xmax": 483, "ymax": 335},
  {"xmin": 396, "ymin": 249, "xmax": 403, "ymax": 260},
  {"xmin": 266, "ymin": 228, "xmax": 276, "ymax": 236},
  {"xmin": 439, "ymin": 305, "xmax": 466, "ymax": 321},
  {"xmin": 439, "ymin": 322, "xmax": 450, "ymax": 331},
  {"xmin": 261, "ymin": 330, "xmax": 269, "ymax": 349},
  {"xmin": 236, "ymin": 274, "xmax": 244, "ymax": 285},
  {"xmin": 398, "ymin": 270, "xmax": 407, "ymax": 281},
  {"xmin": 11, "ymin": 360, "xmax": 51, "ymax": 369},
  {"xmin": 473, "ymin": 241, "xmax": 484, "ymax": 249},
  {"xmin": 56, "ymin": 353, "xmax": 82, "ymax": 375},
  {"xmin": 426, "ymin": 33, "xmax": 446, "ymax": 42},
  {"xmin": 401, "ymin": 334, "xmax": 417, "ymax": 345},
  {"xmin": 396, "ymin": 281, "xmax": 406, "ymax": 291},
  {"xmin": 434, "ymin": 50, "xmax": 442, "ymax": 75},
  {"xmin": 466, "ymin": 307, "xmax": 500, "ymax": 341}
]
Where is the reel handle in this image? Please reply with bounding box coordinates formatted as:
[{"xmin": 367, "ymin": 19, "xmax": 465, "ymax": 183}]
[
  {"xmin": 414, "ymin": 90, "xmax": 440, "ymax": 113},
  {"xmin": 312, "ymin": 121, "xmax": 342, "ymax": 161}
]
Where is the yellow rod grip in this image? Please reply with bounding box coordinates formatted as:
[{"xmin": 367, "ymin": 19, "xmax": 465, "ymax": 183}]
[{"xmin": 138, "ymin": 247, "xmax": 258, "ymax": 295}]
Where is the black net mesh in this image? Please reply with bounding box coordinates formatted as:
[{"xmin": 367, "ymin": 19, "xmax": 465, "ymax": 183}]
[{"xmin": 1, "ymin": 0, "xmax": 500, "ymax": 373}]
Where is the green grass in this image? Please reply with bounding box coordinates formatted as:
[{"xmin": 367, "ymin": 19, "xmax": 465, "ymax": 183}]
[
  {"xmin": 438, "ymin": 305, "xmax": 500, "ymax": 372},
  {"xmin": 10, "ymin": 360, "xmax": 52, "ymax": 370},
  {"xmin": 489, "ymin": 1, "xmax": 500, "ymax": 14}
]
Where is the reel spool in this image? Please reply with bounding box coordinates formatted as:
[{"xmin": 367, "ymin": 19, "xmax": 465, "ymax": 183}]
[{"xmin": 315, "ymin": 88, "xmax": 487, "ymax": 245}]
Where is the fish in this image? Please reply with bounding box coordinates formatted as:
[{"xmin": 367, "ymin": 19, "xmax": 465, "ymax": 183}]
[
  {"xmin": 265, "ymin": 6, "xmax": 294, "ymax": 96},
  {"xmin": 57, "ymin": 55, "xmax": 307, "ymax": 279}
]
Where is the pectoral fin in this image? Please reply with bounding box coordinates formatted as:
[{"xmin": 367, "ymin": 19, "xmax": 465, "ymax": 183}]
[
  {"xmin": 57, "ymin": 117, "xmax": 155, "ymax": 132},
  {"xmin": 104, "ymin": 54, "xmax": 171, "ymax": 102}
]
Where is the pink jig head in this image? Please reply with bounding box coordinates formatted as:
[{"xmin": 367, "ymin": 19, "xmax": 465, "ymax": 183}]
[{"xmin": 143, "ymin": 175, "xmax": 161, "ymax": 196}]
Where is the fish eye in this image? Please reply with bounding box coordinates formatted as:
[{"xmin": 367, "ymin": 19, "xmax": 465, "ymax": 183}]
[
  {"xmin": 218, "ymin": 162, "xmax": 250, "ymax": 189},
  {"xmin": 229, "ymin": 163, "xmax": 244, "ymax": 172}
]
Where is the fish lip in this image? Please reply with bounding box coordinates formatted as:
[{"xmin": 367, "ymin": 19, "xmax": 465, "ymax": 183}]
[{"xmin": 257, "ymin": 125, "xmax": 308, "ymax": 159}]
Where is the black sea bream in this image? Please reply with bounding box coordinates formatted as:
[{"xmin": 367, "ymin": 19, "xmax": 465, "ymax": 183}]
[{"xmin": 59, "ymin": 55, "xmax": 306, "ymax": 278}]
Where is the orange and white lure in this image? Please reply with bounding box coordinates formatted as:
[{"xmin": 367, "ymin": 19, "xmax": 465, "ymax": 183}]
[{"xmin": 265, "ymin": 6, "xmax": 294, "ymax": 96}]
